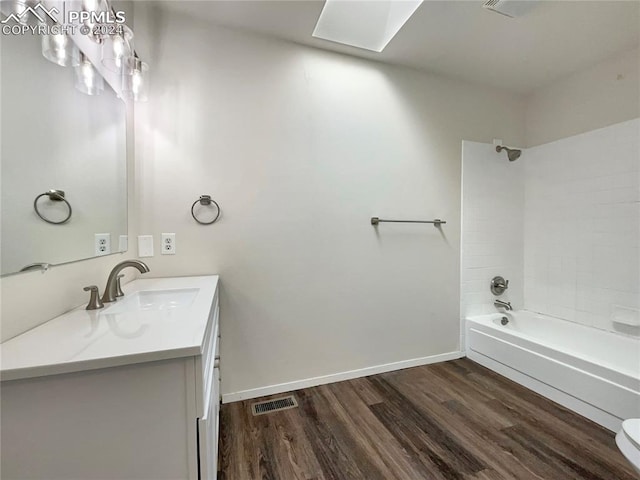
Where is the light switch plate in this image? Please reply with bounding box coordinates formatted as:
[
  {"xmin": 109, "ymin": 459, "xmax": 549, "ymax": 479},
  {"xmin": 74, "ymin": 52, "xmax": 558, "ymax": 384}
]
[
  {"xmin": 118, "ymin": 235, "xmax": 128, "ymax": 253},
  {"xmin": 138, "ymin": 235, "xmax": 154, "ymax": 257}
]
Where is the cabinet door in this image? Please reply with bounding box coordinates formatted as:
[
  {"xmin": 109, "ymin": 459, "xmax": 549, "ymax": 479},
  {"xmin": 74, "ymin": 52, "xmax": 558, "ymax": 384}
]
[
  {"xmin": 197, "ymin": 298, "xmax": 220, "ymax": 480},
  {"xmin": 198, "ymin": 366, "xmax": 220, "ymax": 480},
  {"xmin": 199, "ymin": 303, "xmax": 219, "ymax": 417},
  {"xmin": 212, "ymin": 366, "xmax": 221, "ymax": 475}
]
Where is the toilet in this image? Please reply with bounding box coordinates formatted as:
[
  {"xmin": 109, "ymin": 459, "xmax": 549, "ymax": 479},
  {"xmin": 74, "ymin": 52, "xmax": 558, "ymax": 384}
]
[{"xmin": 617, "ymin": 419, "xmax": 640, "ymax": 474}]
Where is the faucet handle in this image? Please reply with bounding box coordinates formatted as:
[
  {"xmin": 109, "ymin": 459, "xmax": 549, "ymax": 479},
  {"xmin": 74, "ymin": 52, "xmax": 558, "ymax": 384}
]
[
  {"xmin": 491, "ymin": 276, "xmax": 510, "ymax": 295},
  {"xmin": 83, "ymin": 285, "xmax": 104, "ymax": 310},
  {"xmin": 115, "ymin": 274, "xmax": 125, "ymax": 298}
]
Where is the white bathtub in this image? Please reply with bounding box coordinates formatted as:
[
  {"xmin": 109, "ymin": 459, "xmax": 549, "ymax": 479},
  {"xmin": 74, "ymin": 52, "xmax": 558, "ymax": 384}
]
[{"xmin": 466, "ymin": 310, "xmax": 640, "ymax": 432}]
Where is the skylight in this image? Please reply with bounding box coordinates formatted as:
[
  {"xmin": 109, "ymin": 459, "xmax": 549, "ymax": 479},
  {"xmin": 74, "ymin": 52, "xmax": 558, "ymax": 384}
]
[{"xmin": 312, "ymin": 0, "xmax": 423, "ymax": 53}]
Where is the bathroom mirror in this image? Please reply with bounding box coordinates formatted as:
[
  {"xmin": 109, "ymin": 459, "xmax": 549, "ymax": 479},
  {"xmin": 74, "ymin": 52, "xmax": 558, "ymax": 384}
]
[{"xmin": 0, "ymin": 27, "xmax": 127, "ymax": 276}]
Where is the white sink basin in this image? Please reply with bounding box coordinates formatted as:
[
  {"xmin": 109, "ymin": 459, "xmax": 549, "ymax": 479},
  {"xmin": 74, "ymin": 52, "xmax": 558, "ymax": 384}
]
[{"xmin": 104, "ymin": 288, "xmax": 199, "ymax": 315}]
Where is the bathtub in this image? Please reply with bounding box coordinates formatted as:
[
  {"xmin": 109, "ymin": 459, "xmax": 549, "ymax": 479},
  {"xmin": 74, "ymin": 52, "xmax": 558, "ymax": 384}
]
[{"xmin": 466, "ymin": 311, "xmax": 640, "ymax": 432}]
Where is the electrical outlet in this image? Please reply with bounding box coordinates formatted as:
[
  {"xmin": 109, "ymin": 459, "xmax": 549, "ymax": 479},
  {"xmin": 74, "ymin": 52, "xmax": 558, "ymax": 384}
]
[
  {"xmin": 94, "ymin": 233, "xmax": 111, "ymax": 256},
  {"xmin": 161, "ymin": 233, "xmax": 176, "ymax": 255}
]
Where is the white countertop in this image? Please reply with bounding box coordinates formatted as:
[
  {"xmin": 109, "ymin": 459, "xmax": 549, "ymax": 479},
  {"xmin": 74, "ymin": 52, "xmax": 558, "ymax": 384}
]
[{"xmin": 1, "ymin": 275, "xmax": 219, "ymax": 382}]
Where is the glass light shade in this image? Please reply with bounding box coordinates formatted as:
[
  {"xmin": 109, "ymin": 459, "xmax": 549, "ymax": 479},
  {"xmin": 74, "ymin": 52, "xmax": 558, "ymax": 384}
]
[
  {"xmin": 81, "ymin": 0, "xmax": 108, "ymax": 18},
  {"xmin": 122, "ymin": 57, "xmax": 148, "ymax": 102},
  {"xmin": 74, "ymin": 55, "xmax": 104, "ymax": 95},
  {"xmin": 101, "ymin": 25, "xmax": 133, "ymax": 73},
  {"xmin": 42, "ymin": 32, "xmax": 80, "ymax": 67},
  {"xmin": 81, "ymin": 0, "xmax": 108, "ymax": 43}
]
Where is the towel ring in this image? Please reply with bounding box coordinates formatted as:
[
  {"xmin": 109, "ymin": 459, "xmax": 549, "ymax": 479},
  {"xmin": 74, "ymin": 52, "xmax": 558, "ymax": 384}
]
[
  {"xmin": 191, "ymin": 195, "xmax": 220, "ymax": 225},
  {"xmin": 34, "ymin": 190, "xmax": 72, "ymax": 224}
]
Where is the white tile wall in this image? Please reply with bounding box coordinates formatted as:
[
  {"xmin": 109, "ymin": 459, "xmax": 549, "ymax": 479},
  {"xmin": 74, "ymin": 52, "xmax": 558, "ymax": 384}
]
[
  {"xmin": 462, "ymin": 119, "xmax": 639, "ymax": 341},
  {"xmin": 523, "ymin": 119, "xmax": 640, "ymax": 334},
  {"xmin": 461, "ymin": 141, "xmax": 525, "ymax": 329}
]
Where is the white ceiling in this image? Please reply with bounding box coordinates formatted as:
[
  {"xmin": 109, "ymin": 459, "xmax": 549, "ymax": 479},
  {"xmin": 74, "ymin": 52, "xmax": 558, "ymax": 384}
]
[{"xmin": 158, "ymin": 0, "xmax": 640, "ymax": 94}]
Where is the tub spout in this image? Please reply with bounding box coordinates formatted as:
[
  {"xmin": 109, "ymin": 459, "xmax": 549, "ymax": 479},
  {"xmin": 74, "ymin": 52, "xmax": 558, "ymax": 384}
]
[{"xmin": 495, "ymin": 300, "xmax": 512, "ymax": 311}]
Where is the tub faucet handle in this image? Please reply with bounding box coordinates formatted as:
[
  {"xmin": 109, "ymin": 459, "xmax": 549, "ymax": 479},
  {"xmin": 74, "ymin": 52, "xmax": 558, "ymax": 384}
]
[{"xmin": 491, "ymin": 276, "xmax": 510, "ymax": 295}]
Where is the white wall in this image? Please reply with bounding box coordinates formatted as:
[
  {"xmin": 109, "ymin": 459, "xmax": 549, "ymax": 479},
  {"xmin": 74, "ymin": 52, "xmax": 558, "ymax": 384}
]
[
  {"xmin": 133, "ymin": 4, "xmax": 525, "ymax": 397},
  {"xmin": 524, "ymin": 119, "xmax": 640, "ymax": 333},
  {"xmin": 460, "ymin": 142, "xmax": 524, "ymax": 329},
  {"xmin": 525, "ymin": 47, "xmax": 640, "ymax": 147}
]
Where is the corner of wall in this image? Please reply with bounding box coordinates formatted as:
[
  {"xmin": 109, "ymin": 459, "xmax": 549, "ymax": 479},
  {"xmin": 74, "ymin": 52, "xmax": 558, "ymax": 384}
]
[{"xmin": 524, "ymin": 46, "xmax": 640, "ymax": 147}]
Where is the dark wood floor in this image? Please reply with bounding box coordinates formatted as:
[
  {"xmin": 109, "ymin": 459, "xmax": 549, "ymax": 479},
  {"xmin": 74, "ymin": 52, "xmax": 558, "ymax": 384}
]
[{"xmin": 218, "ymin": 358, "xmax": 637, "ymax": 480}]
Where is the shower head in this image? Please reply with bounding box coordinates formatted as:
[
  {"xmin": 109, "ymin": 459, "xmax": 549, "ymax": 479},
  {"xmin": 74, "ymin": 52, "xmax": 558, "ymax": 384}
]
[{"xmin": 496, "ymin": 145, "xmax": 521, "ymax": 161}]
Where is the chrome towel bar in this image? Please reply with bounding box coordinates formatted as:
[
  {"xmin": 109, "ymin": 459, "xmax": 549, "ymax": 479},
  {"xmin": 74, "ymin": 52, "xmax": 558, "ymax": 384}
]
[{"xmin": 371, "ymin": 217, "xmax": 446, "ymax": 227}]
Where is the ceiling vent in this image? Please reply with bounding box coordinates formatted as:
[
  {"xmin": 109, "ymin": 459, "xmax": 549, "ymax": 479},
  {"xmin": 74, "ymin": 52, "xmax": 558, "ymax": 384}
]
[{"xmin": 483, "ymin": 0, "xmax": 537, "ymax": 18}]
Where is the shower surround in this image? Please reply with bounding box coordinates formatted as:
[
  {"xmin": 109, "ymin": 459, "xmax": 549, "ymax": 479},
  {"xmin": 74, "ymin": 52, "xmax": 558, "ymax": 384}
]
[
  {"xmin": 462, "ymin": 118, "xmax": 639, "ymax": 335},
  {"xmin": 523, "ymin": 119, "xmax": 639, "ymax": 333}
]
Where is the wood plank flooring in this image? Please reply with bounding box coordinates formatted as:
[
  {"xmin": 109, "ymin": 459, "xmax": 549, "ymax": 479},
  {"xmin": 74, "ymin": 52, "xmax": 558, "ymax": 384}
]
[{"xmin": 218, "ymin": 359, "xmax": 637, "ymax": 480}]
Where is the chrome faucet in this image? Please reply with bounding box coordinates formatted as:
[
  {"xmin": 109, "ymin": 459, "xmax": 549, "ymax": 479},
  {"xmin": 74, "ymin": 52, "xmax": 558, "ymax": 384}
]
[
  {"xmin": 494, "ymin": 299, "xmax": 512, "ymax": 311},
  {"xmin": 102, "ymin": 260, "xmax": 150, "ymax": 303}
]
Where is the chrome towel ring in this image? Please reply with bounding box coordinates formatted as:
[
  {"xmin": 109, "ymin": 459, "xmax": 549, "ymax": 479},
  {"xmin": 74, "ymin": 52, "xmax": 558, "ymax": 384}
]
[
  {"xmin": 191, "ymin": 195, "xmax": 220, "ymax": 225},
  {"xmin": 34, "ymin": 190, "xmax": 72, "ymax": 224}
]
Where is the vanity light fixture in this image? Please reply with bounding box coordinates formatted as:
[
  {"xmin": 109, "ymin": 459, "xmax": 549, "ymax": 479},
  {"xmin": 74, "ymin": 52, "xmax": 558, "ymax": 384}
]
[
  {"xmin": 74, "ymin": 53, "xmax": 104, "ymax": 95},
  {"xmin": 81, "ymin": 0, "xmax": 108, "ymax": 43},
  {"xmin": 312, "ymin": 0, "xmax": 423, "ymax": 52},
  {"xmin": 42, "ymin": 31, "xmax": 80, "ymax": 67},
  {"xmin": 101, "ymin": 24, "xmax": 133, "ymax": 73},
  {"xmin": 121, "ymin": 56, "xmax": 148, "ymax": 102},
  {"xmin": 30, "ymin": 0, "xmax": 150, "ymax": 100}
]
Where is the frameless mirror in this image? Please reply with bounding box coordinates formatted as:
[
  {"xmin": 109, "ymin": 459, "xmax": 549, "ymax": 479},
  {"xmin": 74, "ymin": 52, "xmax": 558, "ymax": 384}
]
[{"xmin": 1, "ymin": 25, "xmax": 127, "ymax": 276}]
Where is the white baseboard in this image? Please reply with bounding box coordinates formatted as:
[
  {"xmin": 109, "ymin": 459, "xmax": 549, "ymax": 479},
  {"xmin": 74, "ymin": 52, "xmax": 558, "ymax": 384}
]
[{"xmin": 222, "ymin": 350, "xmax": 464, "ymax": 404}]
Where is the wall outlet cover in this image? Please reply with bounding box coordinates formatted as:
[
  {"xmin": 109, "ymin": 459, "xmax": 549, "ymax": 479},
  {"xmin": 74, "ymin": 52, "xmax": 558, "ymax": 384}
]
[
  {"xmin": 161, "ymin": 233, "xmax": 176, "ymax": 255},
  {"xmin": 94, "ymin": 233, "xmax": 111, "ymax": 256},
  {"xmin": 138, "ymin": 235, "xmax": 154, "ymax": 258}
]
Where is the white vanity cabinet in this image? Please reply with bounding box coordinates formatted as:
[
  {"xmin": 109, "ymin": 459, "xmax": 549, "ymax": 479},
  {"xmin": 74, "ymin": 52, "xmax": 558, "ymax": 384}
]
[
  {"xmin": 196, "ymin": 302, "xmax": 222, "ymax": 479},
  {"xmin": 0, "ymin": 276, "xmax": 221, "ymax": 480}
]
